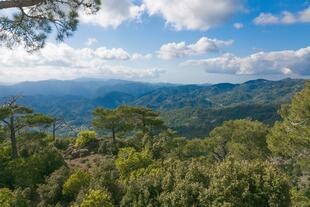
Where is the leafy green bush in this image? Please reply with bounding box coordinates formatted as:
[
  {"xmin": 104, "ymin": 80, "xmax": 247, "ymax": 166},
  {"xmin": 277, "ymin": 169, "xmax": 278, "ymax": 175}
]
[
  {"xmin": 6, "ymin": 148, "xmax": 64, "ymax": 189},
  {"xmin": 37, "ymin": 166, "xmax": 70, "ymax": 207},
  {"xmin": 291, "ymin": 187, "xmax": 310, "ymax": 207},
  {"xmin": 121, "ymin": 158, "xmax": 209, "ymax": 207},
  {"xmin": 53, "ymin": 138, "xmax": 71, "ymax": 150},
  {"xmin": 79, "ymin": 189, "xmax": 113, "ymax": 207},
  {"xmin": 75, "ymin": 131, "xmax": 97, "ymax": 148},
  {"xmin": 203, "ymin": 158, "xmax": 291, "ymax": 207},
  {"xmin": 0, "ymin": 188, "xmax": 31, "ymax": 207},
  {"xmin": 62, "ymin": 170, "xmax": 91, "ymax": 201},
  {"xmin": 90, "ymin": 157, "xmax": 123, "ymax": 205},
  {"xmin": 98, "ymin": 138, "xmax": 127, "ymax": 155},
  {"xmin": 115, "ymin": 147, "xmax": 153, "ymax": 178},
  {"xmin": 0, "ymin": 188, "xmax": 14, "ymax": 207}
]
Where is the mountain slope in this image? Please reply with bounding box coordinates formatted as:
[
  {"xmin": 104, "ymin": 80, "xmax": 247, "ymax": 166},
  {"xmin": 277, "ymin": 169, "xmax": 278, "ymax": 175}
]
[
  {"xmin": 132, "ymin": 78, "xmax": 305, "ymax": 110},
  {"xmin": 0, "ymin": 78, "xmax": 307, "ymax": 137}
]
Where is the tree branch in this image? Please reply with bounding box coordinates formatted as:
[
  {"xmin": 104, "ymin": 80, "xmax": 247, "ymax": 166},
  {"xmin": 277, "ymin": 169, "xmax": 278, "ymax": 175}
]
[{"xmin": 0, "ymin": 0, "xmax": 44, "ymax": 9}]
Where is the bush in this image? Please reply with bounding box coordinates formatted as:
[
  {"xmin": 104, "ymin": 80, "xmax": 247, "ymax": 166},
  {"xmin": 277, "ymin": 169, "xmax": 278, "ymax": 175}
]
[
  {"xmin": 291, "ymin": 187, "xmax": 310, "ymax": 207},
  {"xmin": 0, "ymin": 188, "xmax": 31, "ymax": 207},
  {"xmin": 90, "ymin": 157, "xmax": 123, "ymax": 205},
  {"xmin": 0, "ymin": 188, "xmax": 14, "ymax": 207},
  {"xmin": 203, "ymin": 158, "xmax": 291, "ymax": 207},
  {"xmin": 53, "ymin": 138, "xmax": 71, "ymax": 150},
  {"xmin": 115, "ymin": 147, "xmax": 153, "ymax": 178},
  {"xmin": 37, "ymin": 166, "xmax": 70, "ymax": 207},
  {"xmin": 62, "ymin": 170, "xmax": 91, "ymax": 201},
  {"xmin": 98, "ymin": 138, "xmax": 127, "ymax": 155},
  {"xmin": 79, "ymin": 189, "xmax": 113, "ymax": 207},
  {"xmin": 6, "ymin": 148, "xmax": 64, "ymax": 189},
  {"xmin": 75, "ymin": 131, "xmax": 97, "ymax": 148}
]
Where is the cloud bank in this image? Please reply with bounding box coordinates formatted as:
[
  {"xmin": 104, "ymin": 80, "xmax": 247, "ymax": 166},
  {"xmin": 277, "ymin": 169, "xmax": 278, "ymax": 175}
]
[
  {"xmin": 144, "ymin": 0, "xmax": 245, "ymax": 30},
  {"xmin": 80, "ymin": 0, "xmax": 246, "ymax": 30},
  {"xmin": 80, "ymin": 0, "xmax": 145, "ymax": 28},
  {"xmin": 184, "ymin": 46, "xmax": 310, "ymax": 75},
  {"xmin": 158, "ymin": 37, "xmax": 233, "ymax": 59},
  {"xmin": 254, "ymin": 6, "xmax": 310, "ymax": 25},
  {"xmin": 0, "ymin": 43, "xmax": 162, "ymax": 82}
]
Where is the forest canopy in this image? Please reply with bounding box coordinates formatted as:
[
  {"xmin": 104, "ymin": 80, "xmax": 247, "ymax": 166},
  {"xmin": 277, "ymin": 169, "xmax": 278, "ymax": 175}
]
[{"xmin": 0, "ymin": 81, "xmax": 309, "ymax": 206}]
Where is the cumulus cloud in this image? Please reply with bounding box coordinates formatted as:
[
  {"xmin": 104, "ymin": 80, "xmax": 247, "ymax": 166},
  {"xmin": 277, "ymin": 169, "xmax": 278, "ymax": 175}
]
[
  {"xmin": 95, "ymin": 47, "xmax": 130, "ymax": 60},
  {"xmin": 183, "ymin": 46, "xmax": 310, "ymax": 75},
  {"xmin": 0, "ymin": 43, "xmax": 162, "ymax": 82},
  {"xmin": 233, "ymin": 22, "xmax": 244, "ymax": 29},
  {"xmin": 144, "ymin": 0, "xmax": 245, "ymax": 30},
  {"xmin": 254, "ymin": 6, "xmax": 310, "ymax": 25},
  {"xmin": 79, "ymin": 0, "xmax": 246, "ymax": 30},
  {"xmin": 80, "ymin": 0, "xmax": 145, "ymax": 28},
  {"xmin": 158, "ymin": 37, "xmax": 233, "ymax": 60}
]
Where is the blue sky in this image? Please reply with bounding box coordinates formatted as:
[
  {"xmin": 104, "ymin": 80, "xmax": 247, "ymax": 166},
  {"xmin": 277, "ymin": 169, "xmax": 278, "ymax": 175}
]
[{"xmin": 1, "ymin": 0, "xmax": 310, "ymax": 83}]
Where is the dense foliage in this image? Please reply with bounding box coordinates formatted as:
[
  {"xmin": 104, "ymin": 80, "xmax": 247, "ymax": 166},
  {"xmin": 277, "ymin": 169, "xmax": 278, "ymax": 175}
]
[{"xmin": 0, "ymin": 80, "xmax": 309, "ymax": 206}]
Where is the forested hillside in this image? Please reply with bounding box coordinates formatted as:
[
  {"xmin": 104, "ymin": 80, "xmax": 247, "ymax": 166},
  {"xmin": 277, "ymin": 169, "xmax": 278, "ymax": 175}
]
[
  {"xmin": 0, "ymin": 0, "xmax": 309, "ymax": 206},
  {"xmin": 0, "ymin": 78, "xmax": 304, "ymax": 137},
  {"xmin": 0, "ymin": 80, "xmax": 309, "ymax": 207}
]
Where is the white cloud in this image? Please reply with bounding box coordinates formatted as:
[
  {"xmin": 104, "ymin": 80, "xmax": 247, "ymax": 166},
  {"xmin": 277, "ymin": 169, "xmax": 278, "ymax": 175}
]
[
  {"xmin": 144, "ymin": 0, "xmax": 245, "ymax": 30},
  {"xmin": 85, "ymin": 38, "xmax": 98, "ymax": 46},
  {"xmin": 0, "ymin": 43, "xmax": 162, "ymax": 82},
  {"xmin": 158, "ymin": 37, "xmax": 233, "ymax": 59},
  {"xmin": 233, "ymin": 22, "xmax": 244, "ymax": 29},
  {"xmin": 131, "ymin": 53, "xmax": 153, "ymax": 60},
  {"xmin": 79, "ymin": 0, "xmax": 246, "ymax": 30},
  {"xmin": 80, "ymin": 0, "xmax": 145, "ymax": 28},
  {"xmin": 254, "ymin": 13, "xmax": 280, "ymax": 25},
  {"xmin": 183, "ymin": 46, "xmax": 310, "ymax": 75},
  {"xmin": 254, "ymin": 6, "xmax": 310, "ymax": 25},
  {"xmin": 95, "ymin": 47, "xmax": 131, "ymax": 60}
]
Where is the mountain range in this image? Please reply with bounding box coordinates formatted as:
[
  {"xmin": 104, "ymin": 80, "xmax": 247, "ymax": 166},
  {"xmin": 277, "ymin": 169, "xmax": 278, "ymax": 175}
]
[{"xmin": 0, "ymin": 78, "xmax": 306, "ymax": 137}]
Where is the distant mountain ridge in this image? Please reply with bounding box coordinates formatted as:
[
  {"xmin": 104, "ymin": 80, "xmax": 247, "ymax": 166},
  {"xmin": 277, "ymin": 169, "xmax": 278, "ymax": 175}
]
[
  {"xmin": 0, "ymin": 78, "xmax": 307, "ymax": 137},
  {"xmin": 132, "ymin": 78, "xmax": 305, "ymax": 110},
  {"xmin": 0, "ymin": 79, "xmax": 177, "ymax": 98}
]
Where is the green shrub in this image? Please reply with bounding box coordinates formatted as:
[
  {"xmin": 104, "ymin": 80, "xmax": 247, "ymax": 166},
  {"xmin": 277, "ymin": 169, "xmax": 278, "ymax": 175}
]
[
  {"xmin": 79, "ymin": 189, "xmax": 113, "ymax": 207},
  {"xmin": 6, "ymin": 148, "xmax": 64, "ymax": 189},
  {"xmin": 37, "ymin": 166, "xmax": 70, "ymax": 207},
  {"xmin": 0, "ymin": 188, "xmax": 31, "ymax": 207},
  {"xmin": 75, "ymin": 131, "xmax": 97, "ymax": 148},
  {"xmin": 115, "ymin": 147, "xmax": 153, "ymax": 178},
  {"xmin": 53, "ymin": 138, "xmax": 71, "ymax": 150},
  {"xmin": 203, "ymin": 158, "xmax": 291, "ymax": 207},
  {"xmin": 62, "ymin": 170, "xmax": 91, "ymax": 201},
  {"xmin": 0, "ymin": 188, "xmax": 14, "ymax": 207}
]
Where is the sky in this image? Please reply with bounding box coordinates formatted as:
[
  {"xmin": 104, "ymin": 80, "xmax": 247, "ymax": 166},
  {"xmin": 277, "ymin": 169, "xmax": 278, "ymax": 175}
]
[{"xmin": 1, "ymin": 0, "xmax": 310, "ymax": 84}]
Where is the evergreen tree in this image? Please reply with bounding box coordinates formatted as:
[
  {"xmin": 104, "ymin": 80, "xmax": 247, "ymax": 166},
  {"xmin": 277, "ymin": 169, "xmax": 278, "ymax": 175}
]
[{"xmin": 0, "ymin": 96, "xmax": 54, "ymax": 158}]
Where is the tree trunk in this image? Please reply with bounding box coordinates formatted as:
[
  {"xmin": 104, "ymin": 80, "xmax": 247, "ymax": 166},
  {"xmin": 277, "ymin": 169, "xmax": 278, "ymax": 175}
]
[
  {"xmin": 52, "ymin": 121, "xmax": 56, "ymax": 140},
  {"xmin": 9, "ymin": 116, "xmax": 18, "ymax": 158},
  {"xmin": 112, "ymin": 128, "xmax": 116, "ymax": 144}
]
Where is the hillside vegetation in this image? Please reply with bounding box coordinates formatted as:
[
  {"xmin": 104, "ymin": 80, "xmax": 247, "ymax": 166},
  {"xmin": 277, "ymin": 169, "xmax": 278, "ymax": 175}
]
[
  {"xmin": 0, "ymin": 80, "xmax": 309, "ymax": 206},
  {"xmin": 0, "ymin": 78, "xmax": 304, "ymax": 137}
]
